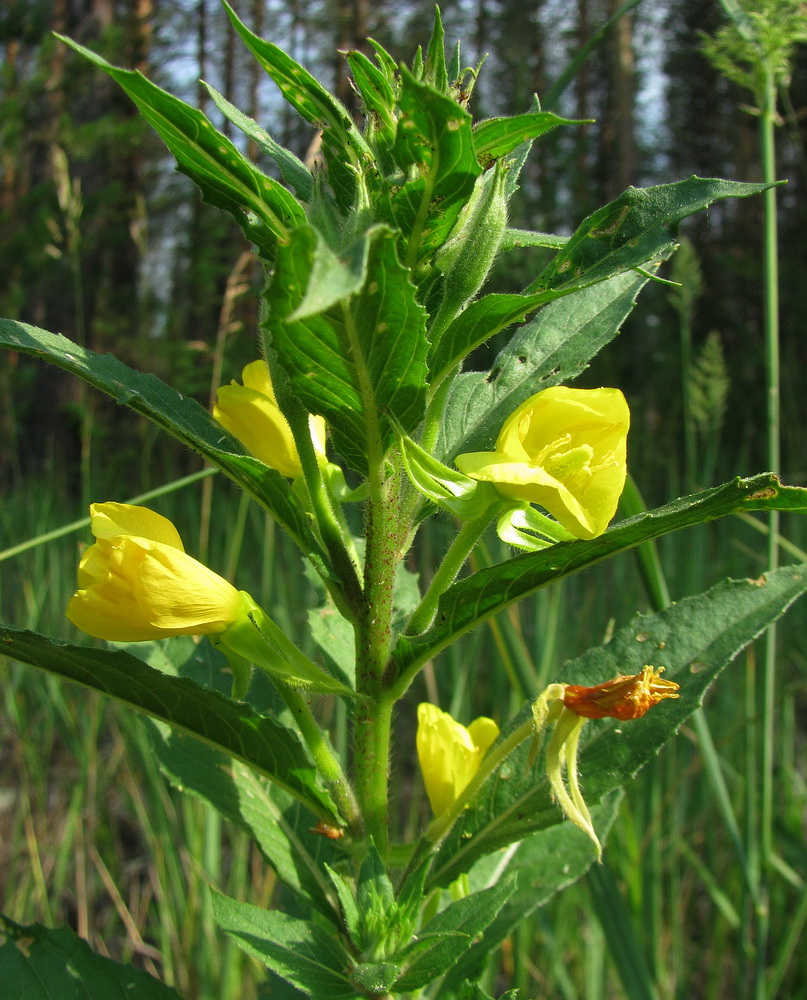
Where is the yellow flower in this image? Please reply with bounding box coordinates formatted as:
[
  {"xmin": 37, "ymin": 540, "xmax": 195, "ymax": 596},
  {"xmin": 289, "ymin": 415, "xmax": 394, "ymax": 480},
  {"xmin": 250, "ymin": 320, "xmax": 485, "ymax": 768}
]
[
  {"xmin": 66, "ymin": 502, "xmax": 244, "ymax": 641},
  {"xmin": 213, "ymin": 360, "xmax": 326, "ymax": 478},
  {"xmin": 416, "ymin": 703, "xmax": 500, "ymax": 816},
  {"xmin": 455, "ymin": 386, "xmax": 629, "ymax": 539}
]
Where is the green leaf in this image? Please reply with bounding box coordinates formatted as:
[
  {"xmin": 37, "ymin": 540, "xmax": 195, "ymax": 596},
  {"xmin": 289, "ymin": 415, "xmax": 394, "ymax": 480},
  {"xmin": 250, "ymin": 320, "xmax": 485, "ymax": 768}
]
[
  {"xmin": 429, "ymin": 288, "xmax": 560, "ymax": 386},
  {"xmin": 393, "ymin": 875, "xmax": 517, "ymax": 991},
  {"xmin": 424, "ymin": 7, "xmax": 448, "ymax": 93},
  {"xmin": 532, "ymin": 176, "xmax": 772, "ymax": 293},
  {"xmin": 0, "ymin": 915, "xmax": 183, "ymax": 999},
  {"xmin": 223, "ymin": 1, "xmax": 370, "ymax": 213},
  {"xmin": 0, "ymin": 320, "xmax": 328, "ymax": 574},
  {"xmin": 58, "ymin": 36, "xmax": 305, "ymax": 261},
  {"xmin": 423, "ymin": 565, "xmax": 807, "ymax": 887},
  {"xmin": 211, "ymin": 891, "xmax": 357, "ymax": 999},
  {"xmin": 451, "ymin": 984, "xmax": 520, "ymax": 1000},
  {"xmin": 345, "ymin": 50, "xmax": 397, "ymax": 135},
  {"xmin": 388, "ymin": 68, "xmax": 482, "ymax": 267},
  {"xmin": 151, "ymin": 725, "xmax": 343, "ymax": 920},
  {"xmin": 0, "ymin": 627, "xmax": 341, "ymax": 824},
  {"xmin": 203, "ymin": 82, "xmax": 313, "ymax": 202},
  {"xmin": 441, "ymin": 794, "xmax": 622, "ymax": 992},
  {"xmin": 265, "ymin": 225, "xmax": 428, "ymax": 474},
  {"xmin": 435, "ymin": 269, "xmax": 650, "ymax": 461},
  {"xmin": 473, "ymin": 111, "xmax": 584, "ymax": 164},
  {"xmin": 395, "ymin": 477, "xmax": 807, "ymax": 672}
]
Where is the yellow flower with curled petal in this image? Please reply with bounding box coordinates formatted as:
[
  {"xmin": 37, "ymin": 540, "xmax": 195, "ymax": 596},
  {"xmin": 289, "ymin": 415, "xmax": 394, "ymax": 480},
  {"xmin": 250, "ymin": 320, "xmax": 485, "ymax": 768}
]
[
  {"xmin": 455, "ymin": 386, "xmax": 629, "ymax": 539},
  {"xmin": 213, "ymin": 360, "xmax": 326, "ymax": 478},
  {"xmin": 416, "ymin": 703, "xmax": 500, "ymax": 816},
  {"xmin": 66, "ymin": 502, "xmax": 245, "ymax": 641}
]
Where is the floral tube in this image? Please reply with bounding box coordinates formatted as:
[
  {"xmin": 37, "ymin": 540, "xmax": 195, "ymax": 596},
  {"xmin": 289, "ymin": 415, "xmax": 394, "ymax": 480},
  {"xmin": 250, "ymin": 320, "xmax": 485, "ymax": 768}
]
[{"xmin": 455, "ymin": 386, "xmax": 630, "ymax": 539}]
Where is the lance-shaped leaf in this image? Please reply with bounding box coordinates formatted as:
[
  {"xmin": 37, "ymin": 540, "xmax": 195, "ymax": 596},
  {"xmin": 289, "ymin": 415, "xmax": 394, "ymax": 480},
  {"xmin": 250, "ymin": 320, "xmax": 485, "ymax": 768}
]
[
  {"xmin": 223, "ymin": 1, "xmax": 370, "ymax": 213},
  {"xmin": 203, "ymin": 82, "xmax": 313, "ymax": 202},
  {"xmin": 393, "ymin": 475, "xmax": 807, "ymax": 678},
  {"xmin": 392, "ymin": 875, "xmax": 517, "ymax": 991},
  {"xmin": 265, "ymin": 225, "xmax": 428, "ymax": 474},
  {"xmin": 436, "ymin": 269, "xmax": 651, "ymax": 462},
  {"xmin": 58, "ymin": 37, "xmax": 305, "ymax": 262},
  {"xmin": 0, "ymin": 916, "xmax": 183, "ymax": 999},
  {"xmin": 346, "ymin": 50, "xmax": 397, "ymax": 139},
  {"xmin": 0, "ymin": 627, "xmax": 341, "ymax": 824},
  {"xmin": 212, "ymin": 892, "xmax": 356, "ymax": 999},
  {"xmin": 0, "ymin": 320, "xmax": 328, "ymax": 577},
  {"xmin": 388, "ymin": 68, "xmax": 482, "ymax": 267},
  {"xmin": 151, "ymin": 726, "xmax": 342, "ymax": 920},
  {"xmin": 440, "ymin": 795, "xmax": 622, "ymax": 993},
  {"xmin": 531, "ymin": 176, "xmax": 772, "ymax": 293},
  {"xmin": 422, "ymin": 565, "xmax": 807, "ymax": 888},
  {"xmin": 472, "ymin": 111, "xmax": 585, "ymax": 165},
  {"xmin": 429, "ymin": 288, "xmax": 560, "ymax": 387}
]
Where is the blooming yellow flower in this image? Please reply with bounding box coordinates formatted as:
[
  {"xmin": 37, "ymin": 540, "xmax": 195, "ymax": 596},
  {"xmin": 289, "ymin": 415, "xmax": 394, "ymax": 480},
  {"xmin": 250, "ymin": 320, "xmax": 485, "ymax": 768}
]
[
  {"xmin": 416, "ymin": 703, "xmax": 500, "ymax": 816},
  {"xmin": 213, "ymin": 360, "xmax": 326, "ymax": 478},
  {"xmin": 455, "ymin": 386, "xmax": 629, "ymax": 539},
  {"xmin": 66, "ymin": 502, "xmax": 244, "ymax": 641}
]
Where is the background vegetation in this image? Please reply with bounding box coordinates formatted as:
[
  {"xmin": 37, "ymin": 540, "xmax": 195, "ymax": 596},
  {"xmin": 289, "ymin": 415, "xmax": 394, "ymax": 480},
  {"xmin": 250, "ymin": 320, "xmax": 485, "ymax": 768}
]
[{"xmin": 1, "ymin": 1, "xmax": 805, "ymax": 998}]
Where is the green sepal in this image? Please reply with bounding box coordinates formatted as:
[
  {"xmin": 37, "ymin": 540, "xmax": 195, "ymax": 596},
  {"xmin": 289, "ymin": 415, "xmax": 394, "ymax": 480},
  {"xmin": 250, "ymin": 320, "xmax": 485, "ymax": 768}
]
[
  {"xmin": 398, "ymin": 431, "xmax": 500, "ymax": 520},
  {"xmin": 214, "ymin": 593, "xmax": 353, "ymax": 696},
  {"xmin": 496, "ymin": 504, "xmax": 577, "ymax": 551},
  {"xmin": 430, "ymin": 160, "xmax": 509, "ymax": 344}
]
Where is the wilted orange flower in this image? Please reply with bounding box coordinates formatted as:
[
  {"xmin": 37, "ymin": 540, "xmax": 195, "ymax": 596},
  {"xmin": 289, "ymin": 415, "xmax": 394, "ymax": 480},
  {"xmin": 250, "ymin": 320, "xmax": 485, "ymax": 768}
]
[{"xmin": 562, "ymin": 665, "xmax": 679, "ymax": 721}]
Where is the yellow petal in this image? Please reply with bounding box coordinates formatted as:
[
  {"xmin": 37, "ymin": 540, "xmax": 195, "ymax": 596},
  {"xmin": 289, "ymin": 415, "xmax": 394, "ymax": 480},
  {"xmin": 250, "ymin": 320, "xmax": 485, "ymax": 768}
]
[
  {"xmin": 240, "ymin": 359, "xmax": 276, "ymax": 400},
  {"xmin": 67, "ymin": 520, "xmax": 242, "ymax": 641},
  {"xmin": 89, "ymin": 502, "xmax": 184, "ymax": 549},
  {"xmin": 456, "ymin": 386, "xmax": 629, "ymax": 539},
  {"xmin": 416, "ymin": 704, "xmax": 500, "ymax": 816},
  {"xmin": 214, "ymin": 360, "xmax": 311, "ymax": 478},
  {"xmin": 214, "ymin": 384, "xmax": 302, "ymax": 477}
]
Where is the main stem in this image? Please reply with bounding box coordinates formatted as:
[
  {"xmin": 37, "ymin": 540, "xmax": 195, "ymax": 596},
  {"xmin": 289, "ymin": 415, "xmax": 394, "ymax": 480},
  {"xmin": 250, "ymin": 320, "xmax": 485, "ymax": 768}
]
[
  {"xmin": 353, "ymin": 470, "xmax": 399, "ymax": 856},
  {"xmin": 341, "ymin": 301, "xmax": 402, "ymax": 857}
]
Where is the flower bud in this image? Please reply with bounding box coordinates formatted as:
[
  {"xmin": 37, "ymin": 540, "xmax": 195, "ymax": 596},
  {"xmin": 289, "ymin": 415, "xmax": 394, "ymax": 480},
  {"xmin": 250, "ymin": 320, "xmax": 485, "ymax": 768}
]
[
  {"xmin": 416, "ymin": 703, "xmax": 499, "ymax": 816},
  {"xmin": 214, "ymin": 360, "xmax": 326, "ymax": 478},
  {"xmin": 430, "ymin": 161, "xmax": 508, "ymax": 341}
]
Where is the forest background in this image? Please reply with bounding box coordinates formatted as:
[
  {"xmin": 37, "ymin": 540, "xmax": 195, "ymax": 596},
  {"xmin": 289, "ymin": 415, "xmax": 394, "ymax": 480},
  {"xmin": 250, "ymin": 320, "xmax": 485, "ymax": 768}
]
[{"xmin": 1, "ymin": 1, "xmax": 806, "ymax": 999}]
